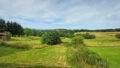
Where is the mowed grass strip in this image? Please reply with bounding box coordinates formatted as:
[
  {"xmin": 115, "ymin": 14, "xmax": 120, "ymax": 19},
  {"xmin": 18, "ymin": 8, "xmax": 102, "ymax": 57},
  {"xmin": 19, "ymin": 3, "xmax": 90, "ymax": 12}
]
[
  {"xmin": 0, "ymin": 45, "xmax": 70, "ymax": 68},
  {"xmin": 88, "ymin": 47, "xmax": 120, "ymax": 68}
]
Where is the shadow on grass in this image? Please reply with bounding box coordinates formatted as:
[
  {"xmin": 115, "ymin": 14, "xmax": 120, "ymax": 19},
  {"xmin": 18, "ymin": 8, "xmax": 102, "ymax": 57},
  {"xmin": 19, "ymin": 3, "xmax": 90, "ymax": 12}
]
[
  {"xmin": 0, "ymin": 63, "xmax": 69, "ymax": 68},
  {"xmin": 0, "ymin": 46, "xmax": 24, "ymax": 57}
]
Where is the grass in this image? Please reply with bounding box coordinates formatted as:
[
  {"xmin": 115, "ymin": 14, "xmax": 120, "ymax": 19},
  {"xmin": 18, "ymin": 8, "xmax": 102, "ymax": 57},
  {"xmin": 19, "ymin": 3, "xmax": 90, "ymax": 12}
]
[
  {"xmin": 88, "ymin": 47, "xmax": 120, "ymax": 68},
  {"xmin": 0, "ymin": 45, "xmax": 69, "ymax": 68}
]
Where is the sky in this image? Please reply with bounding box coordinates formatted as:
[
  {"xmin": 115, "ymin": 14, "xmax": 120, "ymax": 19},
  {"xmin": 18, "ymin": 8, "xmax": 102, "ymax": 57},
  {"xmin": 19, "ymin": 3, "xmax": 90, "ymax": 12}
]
[{"xmin": 0, "ymin": 0, "xmax": 120, "ymax": 29}]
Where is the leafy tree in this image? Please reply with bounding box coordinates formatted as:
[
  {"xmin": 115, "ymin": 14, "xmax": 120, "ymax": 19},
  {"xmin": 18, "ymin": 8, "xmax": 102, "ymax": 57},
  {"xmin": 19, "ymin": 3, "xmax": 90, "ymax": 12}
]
[
  {"xmin": 57, "ymin": 30, "xmax": 74, "ymax": 38},
  {"xmin": 82, "ymin": 33, "xmax": 95, "ymax": 39},
  {"xmin": 24, "ymin": 28, "xmax": 33, "ymax": 36},
  {"xmin": 71, "ymin": 36, "xmax": 84, "ymax": 44},
  {"xmin": 41, "ymin": 31, "xmax": 61, "ymax": 45}
]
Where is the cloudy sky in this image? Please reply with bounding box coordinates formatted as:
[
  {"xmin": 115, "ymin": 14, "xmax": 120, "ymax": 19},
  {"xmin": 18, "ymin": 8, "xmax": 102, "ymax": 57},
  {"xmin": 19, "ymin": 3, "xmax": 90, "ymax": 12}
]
[{"xmin": 0, "ymin": 0, "xmax": 120, "ymax": 29}]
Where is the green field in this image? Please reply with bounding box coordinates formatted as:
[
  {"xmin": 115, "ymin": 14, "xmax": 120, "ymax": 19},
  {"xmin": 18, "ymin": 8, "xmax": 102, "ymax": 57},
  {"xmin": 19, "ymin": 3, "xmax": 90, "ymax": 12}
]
[
  {"xmin": 0, "ymin": 32, "xmax": 120, "ymax": 68},
  {"xmin": 89, "ymin": 47, "xmax": 120, "ymax": 68}
]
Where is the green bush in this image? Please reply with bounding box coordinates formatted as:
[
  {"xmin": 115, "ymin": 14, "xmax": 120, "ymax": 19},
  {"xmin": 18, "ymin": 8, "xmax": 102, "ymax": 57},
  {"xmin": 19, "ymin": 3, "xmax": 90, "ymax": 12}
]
[
  {"xmin": 2, "ymin": 32, "xmax": 12, "ymax": 41},
  {"xmin": 57, "ymin": 30, "xmax": 74, "ymax": 38},
  {"xmin": 82, "ymin": 33, "xmax": 96, "ymax": 39},
  {"xmin": 116, "ymin": 34, "xmax": 120, "ymax": 39},
  {"xmin": 71, "ymin": 36, "xmax": 84, "ymax": 45},
  {"xmin": 41, "ymin": 31, "xmax": 61, "ymax": 45},
  {"xmin": 64, "ymin": 33, "xmax": 74, "ymax": 38}
]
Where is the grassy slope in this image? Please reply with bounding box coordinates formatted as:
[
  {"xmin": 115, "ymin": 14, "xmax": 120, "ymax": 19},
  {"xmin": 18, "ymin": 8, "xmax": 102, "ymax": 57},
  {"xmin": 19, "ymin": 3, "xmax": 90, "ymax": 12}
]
[
  {"xmin": 89, "ymin": 47, "xmax": 120, "ymax": 68},
  {"xmin": 0, "ymin": 45, "xmax": 69, "ymax": 68}
]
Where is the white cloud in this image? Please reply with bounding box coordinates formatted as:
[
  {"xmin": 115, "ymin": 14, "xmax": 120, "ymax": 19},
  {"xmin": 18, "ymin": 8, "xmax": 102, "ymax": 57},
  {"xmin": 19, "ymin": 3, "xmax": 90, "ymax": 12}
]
[{"xmin": 0, "ymin": 0, "xmax": 120, "ymax": 29}]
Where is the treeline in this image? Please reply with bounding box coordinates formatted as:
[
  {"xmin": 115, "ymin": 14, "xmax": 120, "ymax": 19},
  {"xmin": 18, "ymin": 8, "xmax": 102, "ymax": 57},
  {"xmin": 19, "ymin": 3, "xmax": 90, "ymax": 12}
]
[
  {"xmin": 1, "ymin": 18, "xmax": 120, "ymax": 36},
  {"xmin": 24, "ymin": 28, "xmax": 43, "ymax": 36},
  {"xmin": 0, "ymin": 19, "xmax": 24, "ymax": 35},
  {"xmin": 0, "ymin": 19, "xmax": 44, "ymax": 36},
  {"xmin": 73, "ymin": 28, "xmax": 120, "ymax": 32}
]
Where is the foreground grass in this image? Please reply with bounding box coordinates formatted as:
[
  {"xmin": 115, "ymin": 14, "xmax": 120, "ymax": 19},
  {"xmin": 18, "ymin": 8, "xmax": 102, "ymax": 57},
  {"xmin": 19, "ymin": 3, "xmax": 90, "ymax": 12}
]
[
  {"xmin": 89, "ymin": 47, "xmax": 120, "ymax": 68},
  {"xmin": 0, "ymin": 45, "xmax": 69, "ymax": 68}
]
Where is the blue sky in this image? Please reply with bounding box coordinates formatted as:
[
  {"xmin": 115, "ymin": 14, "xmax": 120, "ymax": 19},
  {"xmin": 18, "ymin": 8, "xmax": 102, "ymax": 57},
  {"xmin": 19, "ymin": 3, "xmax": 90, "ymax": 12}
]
[{"xmin": 0, "ymin": 0, "xmax": 120, "ymax": 29}]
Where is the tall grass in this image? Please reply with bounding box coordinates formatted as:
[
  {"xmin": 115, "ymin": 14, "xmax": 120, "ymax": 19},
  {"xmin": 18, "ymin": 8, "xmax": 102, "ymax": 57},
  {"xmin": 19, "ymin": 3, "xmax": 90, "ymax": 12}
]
[{"xmin": 0, "ymin": 41, "xmax": 32, "ymax": 49}]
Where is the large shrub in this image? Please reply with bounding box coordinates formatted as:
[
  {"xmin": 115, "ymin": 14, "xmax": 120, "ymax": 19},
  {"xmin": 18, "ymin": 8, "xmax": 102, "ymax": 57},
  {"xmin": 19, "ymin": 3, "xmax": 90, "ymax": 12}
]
[
  {"xmin": 82, "ymin": 33, "xmax": 96, "ymax": 39},
  {"xmin": 71, "ymin": 36, "xmax": 84, "ymax": 45},
  {"xmin": 116, "ymin": 34, "xmax": 120, "ymax": 39},
  {"xmin": 41, "ymin": 31, "xmax": 61, "ymax": 45},
  {"xmin": 57, "ymin": 30, "xmax": 74, "ymax": 38}
]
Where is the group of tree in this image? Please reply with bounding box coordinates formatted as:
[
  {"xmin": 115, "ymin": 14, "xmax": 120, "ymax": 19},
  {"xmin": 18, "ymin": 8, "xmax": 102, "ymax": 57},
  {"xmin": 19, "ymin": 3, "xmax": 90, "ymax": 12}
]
[
  {"xmin": 0, "ymin": 18, "xmax": 24, "ymax": 35},
  {"xmin": 75, "ymin": 33, "xmax": 96, "ymax": 39},
  {"xmin": 24, "ymin": 28, "xmax": 44, "ymax": 36},
  {"xmin": 54, "ymin": 29, "xmax": 75, "ymax": 38}
]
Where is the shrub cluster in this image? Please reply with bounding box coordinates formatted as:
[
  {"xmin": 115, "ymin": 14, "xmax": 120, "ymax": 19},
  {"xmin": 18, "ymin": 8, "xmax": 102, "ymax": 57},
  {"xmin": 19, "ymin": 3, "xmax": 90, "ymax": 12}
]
[
  {"xmin": 115, "ymin": 34, "xmax": 120, "ymax": 39},
  {"xmin": 58, "ymin": 32, "xmax": 74, "ymax": 38},
  {"xmin": 76, "ymin": 33, "xmax": 96, "ymax": 39},
  {"xmin": 41, "ymin": 31, "xmax": 61, "ymax": 45},
  {"xmin": 70, "ymin": 36, "xmax": 85, "ymax": 48}
]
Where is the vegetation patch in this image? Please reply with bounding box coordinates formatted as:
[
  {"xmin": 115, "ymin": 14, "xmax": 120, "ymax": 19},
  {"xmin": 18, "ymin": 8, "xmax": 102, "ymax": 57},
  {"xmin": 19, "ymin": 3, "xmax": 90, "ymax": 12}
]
[
  {"xmin": 66, "ymin": 36, "xmax": 109, "ymax": 68},
  {"xmin": 0, "ymin": 41, "xmax": 32, "ymax": 49}
]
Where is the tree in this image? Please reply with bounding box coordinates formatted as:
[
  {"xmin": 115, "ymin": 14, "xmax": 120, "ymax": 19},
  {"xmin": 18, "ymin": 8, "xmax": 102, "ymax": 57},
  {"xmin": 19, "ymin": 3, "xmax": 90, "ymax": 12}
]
[
  {"xmin": 41, "ymin": 31, "xmax": 61, "ymax": 45},
  {"xmin": 0, "ymin": 19, "xmax": 6, "ymax": 32},
  {"xmin": 24, "ymin": 28, "xmax": 32, "ymax": 36},
  {"xmin": 71, "ymin": 36, "xmax": 84, "ymax": 44},
  {"xmin": 82, "ymin": 33, "xmax": 95, "ymax": 39},
  {"xmin": 6, "ymin": 21, "xmax": 24, "ymax": 35}
]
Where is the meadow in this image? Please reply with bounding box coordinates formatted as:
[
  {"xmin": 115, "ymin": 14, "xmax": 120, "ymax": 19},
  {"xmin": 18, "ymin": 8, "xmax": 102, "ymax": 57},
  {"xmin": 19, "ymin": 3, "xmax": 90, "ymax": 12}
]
[{"xmin": 0, "ymin": 32, "xmax": 120, "ymax": 68}]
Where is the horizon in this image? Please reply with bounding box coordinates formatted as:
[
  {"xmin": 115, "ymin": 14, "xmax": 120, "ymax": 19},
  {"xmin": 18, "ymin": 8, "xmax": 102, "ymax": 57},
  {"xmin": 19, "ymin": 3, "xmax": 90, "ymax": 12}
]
[{"xmin": 0, "ymin": 0, "xmax": 120, "ymax": 29}]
